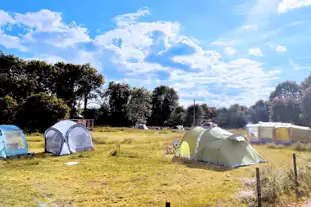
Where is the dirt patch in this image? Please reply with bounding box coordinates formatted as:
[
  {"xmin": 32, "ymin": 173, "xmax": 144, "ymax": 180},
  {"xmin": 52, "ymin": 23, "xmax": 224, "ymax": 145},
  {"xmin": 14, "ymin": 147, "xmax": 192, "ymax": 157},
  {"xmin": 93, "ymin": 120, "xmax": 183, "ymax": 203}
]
[
  {"xmin": 237, "ymin": 190, "xmax": 255, "ymax": 198},
  {"xmin": 240, "ymin": 177, "xmax": 256, "ymax": 186}
]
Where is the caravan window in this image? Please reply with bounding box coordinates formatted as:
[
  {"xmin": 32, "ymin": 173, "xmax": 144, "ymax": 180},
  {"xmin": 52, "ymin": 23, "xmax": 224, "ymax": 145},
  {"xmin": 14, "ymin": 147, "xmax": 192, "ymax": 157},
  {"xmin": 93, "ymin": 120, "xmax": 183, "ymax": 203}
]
[{"xmin": 3, "ymin": 131, "xmax": 25, "ymax": 149}]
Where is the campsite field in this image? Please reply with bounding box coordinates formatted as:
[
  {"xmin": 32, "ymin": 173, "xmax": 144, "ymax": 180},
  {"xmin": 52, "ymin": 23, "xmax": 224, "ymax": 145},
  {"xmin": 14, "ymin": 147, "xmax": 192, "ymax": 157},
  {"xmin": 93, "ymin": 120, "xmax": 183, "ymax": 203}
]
[{"xmin": 0, "ymin": 128, "xmax": 310, "ymax": 207}]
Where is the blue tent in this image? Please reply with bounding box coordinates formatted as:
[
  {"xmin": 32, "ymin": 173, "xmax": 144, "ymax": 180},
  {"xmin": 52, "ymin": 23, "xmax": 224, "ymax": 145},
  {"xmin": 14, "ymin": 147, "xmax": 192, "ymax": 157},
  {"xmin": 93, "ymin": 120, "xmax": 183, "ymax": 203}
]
[{"xmin": 0, "ymin": 125, "xmax": 29, "ymax": 158}]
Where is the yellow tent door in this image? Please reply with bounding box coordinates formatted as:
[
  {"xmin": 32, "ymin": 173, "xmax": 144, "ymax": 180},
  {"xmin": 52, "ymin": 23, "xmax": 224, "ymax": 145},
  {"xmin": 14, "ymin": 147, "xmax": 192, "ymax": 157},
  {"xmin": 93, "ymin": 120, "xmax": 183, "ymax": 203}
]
[{"xmin": 275, "ymin": 128, "xmax": 290, "ymax": 140}]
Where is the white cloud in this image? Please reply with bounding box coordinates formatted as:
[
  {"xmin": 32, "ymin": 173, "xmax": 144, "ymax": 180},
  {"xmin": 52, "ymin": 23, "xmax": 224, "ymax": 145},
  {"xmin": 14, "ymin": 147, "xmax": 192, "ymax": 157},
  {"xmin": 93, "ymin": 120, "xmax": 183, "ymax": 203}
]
[
  {"xmin": 276, "ymin": 45, "xmax": 287, "ymax": 52},
  {"xmin": 12, "ymin": 9, "xmax": 90, "ymax": 47},
  {"xmin": 278, "ymin": 0, "xmax": 311, "ymax": 14},
  {"xmin": 0, "ymin": 31, "xmax": 27, "ymax": 51},
  {"xmin": 248, "ymin": 48, "xmax": 263, "ymax": 56},
  {"xmin": 224, "ymin": 47, "xmax": 236, "ymax": 55},
  {"xmin": 114, "ymin": 8, "xmax": 150, "ymax": 27},
  {"xmin": 0, "ymin": 10, "xmax": 15, "ymax": 26},
  {"xmin": 266, "ymin": 43, "xmax": 287, "ymax": 52},
  {"xmin": 289, "ymin": 58, "xmax": 311, "ymax": 70},
  {"xmin": 211, "ymin": 40, "xmax": 236, "ymax": 46},
  {"xmin": 0, "ymin": 8, "xmax": 281, "ymax": 108}
]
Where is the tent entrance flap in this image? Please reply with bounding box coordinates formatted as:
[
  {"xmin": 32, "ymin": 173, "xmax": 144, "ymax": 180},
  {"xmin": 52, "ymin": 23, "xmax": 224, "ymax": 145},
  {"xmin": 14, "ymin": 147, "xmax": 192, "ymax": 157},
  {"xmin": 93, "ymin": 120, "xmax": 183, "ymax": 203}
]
[
  {"xmin": 66, "ymin": 125, "xmax": 94, "ymax": 153},
  {"xmin": 45, "ymin": 128, "xmax": 65, "ymax": 155}
]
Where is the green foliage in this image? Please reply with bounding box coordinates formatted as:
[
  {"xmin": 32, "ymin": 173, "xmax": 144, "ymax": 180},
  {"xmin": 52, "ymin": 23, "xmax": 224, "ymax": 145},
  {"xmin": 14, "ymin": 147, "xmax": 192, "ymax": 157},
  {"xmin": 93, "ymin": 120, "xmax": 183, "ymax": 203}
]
[
  {"xmin": 51, "ymin": 62, "xmax": 104, "ymax": 118},
  {"xmin": 270, "ymin": 98, "xmax": 301, "ymax": 123},
  {"xmin": 15, "ymin": 93, "xmax": 69, "ymax": 132},
  {"xmin": 301, "ymin": 72, "xmax": 311, "ymax": 91},
  {"xmin": 269, "ymin": 81, "xmax": 302, "ymax": 101},
  {"xmin": 127, "ymin": 87, "xmax": 152, "ymax": 125},
  {"xmin": 165, "ymin": 106, "xmax": 186, "ymax": 126},
  {"xmin": 227, "ymin": 104, "xmax": 248, "ymax": 128},
  {"xmin": 184, "ymin": 104, "xmax": 203, "ymax": 126},
  {"xmin": 0, "ymin": 96, "xmax": 18, "ymax": 124},
  {"xmin": 148, "ymin": 85, "xmax": 179, "ymax": 126},
  {"xmin": 248, "ymin": 100, "xmax": 270, "ymax": 123},
  {"xmin": 104, "ymin": 81, "xmax": 131, "ymax": 126},
  {"xmin": 214, "ymin": 107, "xmax": 229, "ymax": 127},
  {"xmin": 301, "ymin": 85, "xmax": 311, "ymax": 126}
]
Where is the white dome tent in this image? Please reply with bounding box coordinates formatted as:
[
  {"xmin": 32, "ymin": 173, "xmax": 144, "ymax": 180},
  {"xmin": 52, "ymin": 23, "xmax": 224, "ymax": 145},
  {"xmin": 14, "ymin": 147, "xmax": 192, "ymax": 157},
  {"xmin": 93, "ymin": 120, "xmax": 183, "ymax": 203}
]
[{"xmin": 44, "ymin": 120, "xmax": 94, "ymax": 156}]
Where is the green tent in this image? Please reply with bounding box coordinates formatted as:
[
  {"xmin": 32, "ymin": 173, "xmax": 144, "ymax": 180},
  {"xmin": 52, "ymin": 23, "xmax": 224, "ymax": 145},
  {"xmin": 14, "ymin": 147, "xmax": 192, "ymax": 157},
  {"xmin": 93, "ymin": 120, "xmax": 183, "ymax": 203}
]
[{"xmin": 177, "ymin": 127, "xmax": 265, "ymax": 168}]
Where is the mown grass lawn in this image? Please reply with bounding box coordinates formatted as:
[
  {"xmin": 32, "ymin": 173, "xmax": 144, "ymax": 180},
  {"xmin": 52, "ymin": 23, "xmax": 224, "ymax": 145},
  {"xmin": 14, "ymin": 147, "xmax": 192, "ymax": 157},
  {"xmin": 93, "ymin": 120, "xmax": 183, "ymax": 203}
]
[{"xmin": 0, "ymin": 128, "xmax": 310, "ymax": 207}]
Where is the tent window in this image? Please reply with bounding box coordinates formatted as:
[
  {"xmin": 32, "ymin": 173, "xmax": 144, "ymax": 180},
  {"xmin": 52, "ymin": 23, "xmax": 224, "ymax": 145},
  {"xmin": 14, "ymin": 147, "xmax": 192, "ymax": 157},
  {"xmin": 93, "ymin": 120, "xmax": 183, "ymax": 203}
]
[
  {"xmin": 45, "ymin": 130, "xmax": 63, "ymax": 154},
  {"xmin": 3, "ymin": 131, "xmax": 25, "ymax": 149},
  {"xmin": 68, "ymin": 127, "xmax": 93, "ymax": 152}
]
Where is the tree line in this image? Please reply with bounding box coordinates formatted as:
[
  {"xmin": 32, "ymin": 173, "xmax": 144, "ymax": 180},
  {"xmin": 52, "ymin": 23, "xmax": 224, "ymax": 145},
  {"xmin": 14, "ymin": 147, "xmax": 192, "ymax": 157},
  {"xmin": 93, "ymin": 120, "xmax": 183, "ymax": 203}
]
[{"xmin": 2, "ymin": 51, "xmax": 311, "ymax": 132}]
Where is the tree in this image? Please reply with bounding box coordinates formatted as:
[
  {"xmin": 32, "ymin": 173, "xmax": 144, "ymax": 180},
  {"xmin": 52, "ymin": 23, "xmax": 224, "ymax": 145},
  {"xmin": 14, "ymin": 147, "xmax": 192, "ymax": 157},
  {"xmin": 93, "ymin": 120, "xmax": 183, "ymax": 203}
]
[
  {"xmin": 95, "ymin": 102, "xmax": 111, "ymax": 126},
  {"xmin": 0, "ymin": 52, "xmax": 30, "ymax": 102},
  {"xmin": 301, "ymin": 86, "xmax": 311, "ymax": 126},
  {"xmin": 248, "ymin": 100, "xmax": 269, "ymax": 123},
  {"xmin": 209, "ymin": 107, "xmax": 217, "ymax": 119},
  {"xmin": 51, "ymin": 62, "xmax": 104, "ymax": 118},
  {"xmin": 127, "ymin": 88, "xmax": 152, "ymax": 125},
  {"xmin": 104, "ymin": 81, "xmax": 131, "ymax": 127},
  {"xmin": 24, "ymin": 60, "xmax": 55, "ymax": 94},
  {"xmin": 200, "ymin": 104, "xmax": 213, "ymax": 122},
  {"xmin": 214, "ymin": 108, "xmax": 229, "ymax": 128},
  {"xmin": 301, "ymin": 72, "xmax": 311, "ymax": 91},
  {"xmin": 227, "ymin": 104, "xmax": 248, "ymax": 128},
  {"xmin": 184, "ymin": 104, "xmax": 203, "ymax": 126},
  {"xmin": 165, "ymin": 106, "xmax": 186, "ymax": 126},
  {"xmin": 76, "ymin": 64, "xmax": 104, "ymax": 112},
  {"xmin": 269, "ymin": 81, "xmax": 302, "ymax": 101},
  {"xmin": 0, "ymin": 96, "xmax": 18, "ymax": 124},
  {"xmin": 270, "ymin": 98, "xmax": 301, "ymax": 123},
  {"xmin": 15, "ymin": 93, "xmax": 69, "ymax": 132},
  {"xmin": 148, "ymin": 86, "xmax": 178, "ymax": 126}
]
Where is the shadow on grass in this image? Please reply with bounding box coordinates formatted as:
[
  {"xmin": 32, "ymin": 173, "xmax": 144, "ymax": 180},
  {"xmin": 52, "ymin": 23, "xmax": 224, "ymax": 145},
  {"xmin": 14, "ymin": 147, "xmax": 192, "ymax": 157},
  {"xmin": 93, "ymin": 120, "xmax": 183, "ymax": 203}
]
[{"xmin": 172, "ymin": 156, "xmax": 234, "ymax": 172}]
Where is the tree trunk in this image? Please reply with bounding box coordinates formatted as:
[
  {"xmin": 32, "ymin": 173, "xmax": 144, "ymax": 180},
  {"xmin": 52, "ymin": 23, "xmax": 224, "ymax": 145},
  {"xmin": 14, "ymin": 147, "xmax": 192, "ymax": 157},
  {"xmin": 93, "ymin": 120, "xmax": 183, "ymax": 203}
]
[{"xmin": 84, "ymin": 93, "xmax": 88, "ymax": 112}]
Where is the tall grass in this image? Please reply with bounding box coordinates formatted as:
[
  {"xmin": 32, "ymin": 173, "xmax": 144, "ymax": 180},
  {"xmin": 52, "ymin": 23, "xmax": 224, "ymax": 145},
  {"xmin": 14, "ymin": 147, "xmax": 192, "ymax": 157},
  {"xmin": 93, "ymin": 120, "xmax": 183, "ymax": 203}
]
[
  {"xmin": 292, "ymin": 142, "xmax": 311, "ymax": 152},
  {"xmin": 242, "ymin": 164, "xmax": 311, "ymax": 206}
]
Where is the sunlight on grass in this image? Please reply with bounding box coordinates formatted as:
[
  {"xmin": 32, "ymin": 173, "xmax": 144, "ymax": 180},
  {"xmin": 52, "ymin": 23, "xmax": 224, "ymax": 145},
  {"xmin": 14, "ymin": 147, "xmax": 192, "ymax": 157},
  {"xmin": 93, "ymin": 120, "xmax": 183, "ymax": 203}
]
[{"xmin": 0, "ymin": 127, "xmax": 310, "ymax": 206}]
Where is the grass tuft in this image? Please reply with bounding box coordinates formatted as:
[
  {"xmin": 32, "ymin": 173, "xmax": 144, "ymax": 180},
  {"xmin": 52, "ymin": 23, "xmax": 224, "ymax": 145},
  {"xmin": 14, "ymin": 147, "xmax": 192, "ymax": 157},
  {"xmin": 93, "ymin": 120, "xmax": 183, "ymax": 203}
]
[
  {"xmin": 266, "ymin": 143, "xmax": 286, "ymax": 149},
  {"xmin": 292, "ymin": 142, "xmax": 311, "ymax": 152}
]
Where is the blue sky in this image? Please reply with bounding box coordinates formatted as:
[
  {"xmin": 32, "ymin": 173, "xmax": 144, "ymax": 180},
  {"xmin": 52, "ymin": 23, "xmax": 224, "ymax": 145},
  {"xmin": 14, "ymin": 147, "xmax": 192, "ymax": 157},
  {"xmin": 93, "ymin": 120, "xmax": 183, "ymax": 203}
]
[{"xmin": 1, "ymin": 0, "xmax": 311, "ymax": 108}]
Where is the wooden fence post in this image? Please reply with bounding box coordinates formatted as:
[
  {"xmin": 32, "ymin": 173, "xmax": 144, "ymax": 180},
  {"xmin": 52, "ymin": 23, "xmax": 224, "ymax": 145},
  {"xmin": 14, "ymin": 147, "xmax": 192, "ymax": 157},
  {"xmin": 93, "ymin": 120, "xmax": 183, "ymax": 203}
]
[
  {"xmin": 256, "ymin": 167, "xmax": 262, "ymax": 207},
  {"xmin": 165, "ymin": 201, "xmax": 170, "ymax": 207},
  {"xmin": 293, "ymin": 153, "xmax": 298, "ymax": 198}
]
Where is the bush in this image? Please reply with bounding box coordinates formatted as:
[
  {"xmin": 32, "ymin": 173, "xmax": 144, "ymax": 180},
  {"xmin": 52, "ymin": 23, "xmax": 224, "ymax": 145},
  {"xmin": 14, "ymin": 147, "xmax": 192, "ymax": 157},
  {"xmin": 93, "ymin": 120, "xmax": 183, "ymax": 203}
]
[{"xmin": 15, "ymin": 93, "xmax": 69, "ymax": 132}]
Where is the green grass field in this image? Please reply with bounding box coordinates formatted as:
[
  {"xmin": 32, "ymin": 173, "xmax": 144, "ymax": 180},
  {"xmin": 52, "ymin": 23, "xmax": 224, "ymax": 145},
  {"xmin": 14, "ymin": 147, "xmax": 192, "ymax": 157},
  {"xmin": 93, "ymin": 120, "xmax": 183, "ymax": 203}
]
[{"xmin": 0, "ymin": 128, "xmax": 310, "ymax": 207}]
